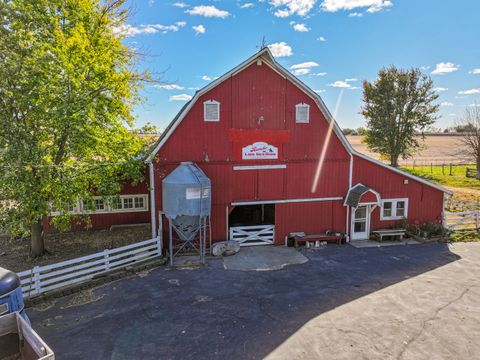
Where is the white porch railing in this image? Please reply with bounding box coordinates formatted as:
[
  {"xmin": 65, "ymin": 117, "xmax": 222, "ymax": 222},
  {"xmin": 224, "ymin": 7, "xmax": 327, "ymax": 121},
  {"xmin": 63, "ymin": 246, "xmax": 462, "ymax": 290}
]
[
  {"xmin": 17, "ymin": 237, "xmax": 162, "ymax": 299},
  {"xmin": 445, "ymin": 211, "xmax": 480, "ymax": 231},
  {"xmin": 229, "ymin": 225, "xmax": 275, "ymax": 246}
]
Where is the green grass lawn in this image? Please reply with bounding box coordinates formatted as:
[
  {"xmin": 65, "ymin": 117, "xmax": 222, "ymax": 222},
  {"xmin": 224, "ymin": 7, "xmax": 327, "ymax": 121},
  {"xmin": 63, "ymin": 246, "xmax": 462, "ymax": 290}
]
[{"xmin": 400, "ymin": 164, "xmax": 480, "ymax": 190}]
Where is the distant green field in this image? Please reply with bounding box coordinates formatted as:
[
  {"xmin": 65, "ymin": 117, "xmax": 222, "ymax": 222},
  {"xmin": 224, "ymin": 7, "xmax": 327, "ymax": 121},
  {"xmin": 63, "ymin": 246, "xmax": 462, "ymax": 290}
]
[{"xmin": 400, "ymin": 164, "xmax": 480, "ymax": 190}]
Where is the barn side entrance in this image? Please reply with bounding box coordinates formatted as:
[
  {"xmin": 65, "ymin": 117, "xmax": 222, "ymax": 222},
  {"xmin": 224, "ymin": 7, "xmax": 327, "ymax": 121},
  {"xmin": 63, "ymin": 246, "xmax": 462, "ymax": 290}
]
[{"xmin": 228, "ymin": 204, "xmax": 275, "ymax": 246}]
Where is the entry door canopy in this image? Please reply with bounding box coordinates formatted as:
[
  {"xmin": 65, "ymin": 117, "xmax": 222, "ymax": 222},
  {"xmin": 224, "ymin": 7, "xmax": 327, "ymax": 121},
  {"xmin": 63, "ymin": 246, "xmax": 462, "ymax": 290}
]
[{"xmin": 344, "ymin": 183, "xmax": 381, "ymax": 208}]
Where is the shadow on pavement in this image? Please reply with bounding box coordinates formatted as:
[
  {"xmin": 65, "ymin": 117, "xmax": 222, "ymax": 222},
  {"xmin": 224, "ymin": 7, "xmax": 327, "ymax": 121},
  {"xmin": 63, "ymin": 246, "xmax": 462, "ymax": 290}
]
[{"xmin": 28, "ymin": 243, "xmax": 459, "ymax": 360}]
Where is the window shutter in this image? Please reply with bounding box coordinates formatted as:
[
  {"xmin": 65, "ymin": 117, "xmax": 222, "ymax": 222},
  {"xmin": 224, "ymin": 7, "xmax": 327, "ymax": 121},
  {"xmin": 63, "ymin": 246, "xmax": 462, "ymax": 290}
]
[
  {"xmin": 204, "ymin": 101, "xmax": 220, "ymax": 121},
  {"xmin": 295, "ymin": 103, "xmax": 310, "ymax": 123}
]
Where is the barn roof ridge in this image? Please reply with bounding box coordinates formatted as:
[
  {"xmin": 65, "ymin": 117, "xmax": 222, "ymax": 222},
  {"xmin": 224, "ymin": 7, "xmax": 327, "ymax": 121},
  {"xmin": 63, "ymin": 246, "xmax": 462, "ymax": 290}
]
[{"xmin": 146, "ymin": 48, "xmax": 452, "ymax": 195}]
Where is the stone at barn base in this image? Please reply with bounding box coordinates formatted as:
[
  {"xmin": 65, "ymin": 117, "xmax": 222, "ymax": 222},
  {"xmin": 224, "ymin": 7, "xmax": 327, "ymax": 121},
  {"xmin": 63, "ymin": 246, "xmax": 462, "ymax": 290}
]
[{"xmin": 212, "ymin": 241, "xmax": 240, "ymax": 257}]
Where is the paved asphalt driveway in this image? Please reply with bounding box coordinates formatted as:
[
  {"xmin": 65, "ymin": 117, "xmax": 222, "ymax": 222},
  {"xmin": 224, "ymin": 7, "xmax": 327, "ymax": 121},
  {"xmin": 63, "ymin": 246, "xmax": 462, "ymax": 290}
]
[{"xmin": 29, "ymin": 243, "xmax": 480, "ymax": 360}]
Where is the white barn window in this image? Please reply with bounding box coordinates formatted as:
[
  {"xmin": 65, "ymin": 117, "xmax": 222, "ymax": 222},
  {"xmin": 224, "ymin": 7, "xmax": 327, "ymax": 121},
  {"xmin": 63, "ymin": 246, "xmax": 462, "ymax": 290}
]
[
  {"xmin": 204, "ymin": 100, "xmax": 220, "ymax": 122},
  {"xmin": 380, "ymin": 198, "xmax": 409, "ymax": 220},
  {"xmin": 295, "ymin": 103, "xmax": 310, "ymax": 123}
]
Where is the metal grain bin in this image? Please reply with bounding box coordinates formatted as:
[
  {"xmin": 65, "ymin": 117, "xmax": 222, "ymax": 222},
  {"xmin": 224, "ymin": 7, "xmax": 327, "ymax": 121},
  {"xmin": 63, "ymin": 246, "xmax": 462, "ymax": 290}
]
[{"xmin": 162, "ymin": 162, "xmax": 211, "ymax": 219}]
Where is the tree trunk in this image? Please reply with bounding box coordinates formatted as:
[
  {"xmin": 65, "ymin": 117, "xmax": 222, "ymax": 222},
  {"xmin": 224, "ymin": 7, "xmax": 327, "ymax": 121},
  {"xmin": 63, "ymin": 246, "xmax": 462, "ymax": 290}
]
[
  {"xmin": 30, "ymin": 220, "xmax": 45, "ymax": 258},
  {"xmin": 390, "ymin": 154, "xmax": 399, "ymax": 168},
  {"xmin": 476, "ymin": 156, "xmax": 480, "ymax": 179}
]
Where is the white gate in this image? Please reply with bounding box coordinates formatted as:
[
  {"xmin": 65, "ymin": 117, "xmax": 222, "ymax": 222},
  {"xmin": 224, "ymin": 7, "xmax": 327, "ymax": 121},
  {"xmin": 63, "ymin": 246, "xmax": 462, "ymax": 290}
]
[{"xmin": 229, "ymin": 224, "xmax": 275, "ymax": 246}]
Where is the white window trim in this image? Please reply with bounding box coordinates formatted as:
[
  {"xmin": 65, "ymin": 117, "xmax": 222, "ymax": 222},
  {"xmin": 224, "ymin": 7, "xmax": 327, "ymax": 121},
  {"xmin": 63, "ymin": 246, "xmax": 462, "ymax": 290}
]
[
  {"xmin": 203, "ymin": 100, "xmax": 220, "ymax": 122},
  {"xmin": 380, "ymin": 198, "xmax": 408, "ymax": 220},
  {"xmin": 295, "ymin": 103, "xmax": 310, "ymax": 123},
  {"xmin": 51, "ymin": 194, "xmax": 149, "ymax": 216}
]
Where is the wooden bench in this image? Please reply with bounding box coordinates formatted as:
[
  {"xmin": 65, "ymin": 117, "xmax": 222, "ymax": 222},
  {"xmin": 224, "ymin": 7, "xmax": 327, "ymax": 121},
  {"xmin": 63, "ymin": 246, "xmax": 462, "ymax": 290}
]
[
  {"xmin": 372, "ymin": 229, "xmax": 406, "ymax": 242},
  {"xmin": 290, "ymin": 233, "xmax": 344, "ymax": 247}
]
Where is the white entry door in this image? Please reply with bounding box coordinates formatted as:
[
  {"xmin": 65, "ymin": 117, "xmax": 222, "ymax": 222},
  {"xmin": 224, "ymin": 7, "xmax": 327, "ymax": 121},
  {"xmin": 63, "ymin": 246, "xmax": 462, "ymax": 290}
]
[{"xmin": 351, "ymin": 206, "xmax": 371, "ymax": 240}]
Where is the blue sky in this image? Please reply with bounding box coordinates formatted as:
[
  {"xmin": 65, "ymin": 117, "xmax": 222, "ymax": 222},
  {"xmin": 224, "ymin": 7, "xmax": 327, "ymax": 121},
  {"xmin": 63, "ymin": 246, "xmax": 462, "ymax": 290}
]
[{"xmin": 120, "ymin": 0, "xmax": 480, "ymax": 131}]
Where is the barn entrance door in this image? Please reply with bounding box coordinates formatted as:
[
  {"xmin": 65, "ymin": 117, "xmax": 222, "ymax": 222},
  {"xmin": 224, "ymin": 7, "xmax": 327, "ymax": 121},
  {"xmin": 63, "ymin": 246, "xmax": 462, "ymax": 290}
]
[
  {"xmin": 228, "ymin": 204, "xmax": 275, "ymax": 246},
  {"xmin": 351, "ymin": 205, "xmax": 371, "ymax": 240}
]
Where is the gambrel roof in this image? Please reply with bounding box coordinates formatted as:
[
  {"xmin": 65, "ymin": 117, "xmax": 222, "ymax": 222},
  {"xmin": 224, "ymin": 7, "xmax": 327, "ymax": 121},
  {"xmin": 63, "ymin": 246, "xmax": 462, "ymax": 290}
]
[{"xmin": 146, "ymin": 48, "xmax": 452, "ymax": 195}]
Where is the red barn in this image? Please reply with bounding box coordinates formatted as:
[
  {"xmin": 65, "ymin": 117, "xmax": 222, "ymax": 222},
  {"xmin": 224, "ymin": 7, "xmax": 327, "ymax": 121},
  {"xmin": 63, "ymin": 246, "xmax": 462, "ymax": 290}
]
[{"xmin": 52, "ymin": 48, "xmax": 452, "ymax": 246}]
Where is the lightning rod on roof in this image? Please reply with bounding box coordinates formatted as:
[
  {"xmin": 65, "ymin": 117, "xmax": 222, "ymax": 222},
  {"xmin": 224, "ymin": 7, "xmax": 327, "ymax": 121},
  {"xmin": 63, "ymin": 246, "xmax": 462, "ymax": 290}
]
[{"xmin": 257, "ymin": 36, "xmax": 267, "ymax": 50}]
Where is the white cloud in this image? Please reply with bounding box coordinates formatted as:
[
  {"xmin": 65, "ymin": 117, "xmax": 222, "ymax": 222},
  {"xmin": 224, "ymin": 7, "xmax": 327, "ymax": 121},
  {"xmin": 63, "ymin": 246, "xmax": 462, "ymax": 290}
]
[
  {"xmin": 431, "ymin": 62, "xmax": 459, "ymax": 75},
  {"xmin": 113, "ymin": 24, "xmax": 158, "ymax": 37},
  {"xmin": 328, "ymin": 80, "xmax": 359, "ymax": 89},
  {"xmin": 420, "ymin": 65, "xmax": 430, "ymax": 71},
  {"xmin": 193, "ymin": 24, "xmax": 206, "ymax": 34},
  {"xmin": 468, "ymin": 103, "xmax": 480, "ymax": 107},
  {"xmin": 173, "ymin": 2, "xmax": 188, "ymax": 8},
  {"xmin": 345, "ymin": 78, "xmax": 358, "ymax": 82},
  {"xmin": 290, "ymin": 61, "xmax": 319, "ymax": 69},
  {"xmin": 292, "ymin": 68, "xmax": 311, "ymax": 76},
  {"xmin": 314, "ymin": 89, "xmax": 326, "ymax": 93},
  {"xmin": 321, "ymin": 0, "xmax": 392, "ymax": 13},
  {"xmin": 202, "ymin": 75, "xmax": 212, "ymax": 81},
  {"xmin": 292, "ymin": 23, "xmax": 310, "ymax": 32},
  {"xmin": 317, "ymin": 36, "xmax": 327, "ymax": 41},
  {"xmin": 269, "ymin": 0, "xmax": 317, "ymax": 17},
  {"xmin": 433, "ymin": 87, "xmax": 448, "ymax": 93},
  {"xmin": 470, "ymin": 68, "xmax": 480, "ymax": 75},
  {"xmin": 186, "ymin": 5, "xmax": 230, "ymax": 18},
  {"xmin": 290, "ymin": 62, "xmax": 319, "ymax": 76},
  {"xmin": 348, "ymin": 12, "xmax": 363, "ymax": 16},
  {"xmin": 267, "ymin": 42, "xmax": 293, "ymax": 57},
  {"xmin": 240, "ymin": 2, "xmax": 255, "ymax": 8},
  {"xmin": 113, "ymin": 22, "xmax": 187, "ymax": 37},
  {"xmin": 440, "ymin": 102, "xmax": 453, "ymax": 107},
  {"xmin": 169, "ymin": 94, "xmax": 193, "ymax": 101},
  {"xmin": 314, "ymin": 72, "xmax": 327, "ymax": 76},
  {"xmin": 154, "ymin": 84, "xmax": 184, "ymax": 90},
  {"xmin": 458, "ymin": 89, "xmax": 480, "ymax": 95}
]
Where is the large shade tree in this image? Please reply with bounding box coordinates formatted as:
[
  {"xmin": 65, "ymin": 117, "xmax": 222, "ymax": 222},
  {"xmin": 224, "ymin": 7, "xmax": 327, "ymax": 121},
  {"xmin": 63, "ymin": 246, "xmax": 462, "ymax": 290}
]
[
  {"xmin": 456, "ymin": 103, "xmax": 480, "ymax": 175},
  {"xmin": 361, "ymin": 66, "xmax": 439, "ymax": 167},
  {"xmin": 0, "ymin": 0, "xmax": 149, "ymax": 257}
]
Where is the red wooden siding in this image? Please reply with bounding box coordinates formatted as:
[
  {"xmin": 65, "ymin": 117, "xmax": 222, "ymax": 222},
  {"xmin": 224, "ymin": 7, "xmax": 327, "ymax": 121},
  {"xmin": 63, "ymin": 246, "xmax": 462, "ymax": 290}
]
[
  {"xmin": 359, "ymin": 191, "xmax": 378, "ymax": 204},
  {"xmin": 44, "ymin": 179, "xmax": 150, "ymax": 232},
  {"xmin": 352, "ymin": 155, "xmax": 444, "ymax": 229},
  {"xmin": 275, "ymin": 201, "xmax": 346, "ymax": 245}
]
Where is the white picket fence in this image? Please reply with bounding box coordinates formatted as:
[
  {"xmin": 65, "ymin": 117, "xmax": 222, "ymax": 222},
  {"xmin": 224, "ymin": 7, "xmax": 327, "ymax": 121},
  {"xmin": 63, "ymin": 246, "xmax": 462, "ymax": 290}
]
[
  {"xmin": 445, "ymin": 211, "xmax": 480, "ymax": 231},
  {"xmin": 17, "ymin": 237, "xmax": 162, "ymax": 299}
]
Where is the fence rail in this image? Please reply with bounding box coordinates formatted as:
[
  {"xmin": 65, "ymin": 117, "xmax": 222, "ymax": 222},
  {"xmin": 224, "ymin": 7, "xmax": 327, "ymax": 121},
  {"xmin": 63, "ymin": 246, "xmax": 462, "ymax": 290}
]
[
  {"xmin": 17, "ymin": 237, "xmax": 162, "ymax": 299},
  {"xmin": 466, "ymin": 168, "xmax": 480, "ymax": 179},
  {"xmin": 445, "ymin": 211, "xmax": 480, "ymax": 231}
]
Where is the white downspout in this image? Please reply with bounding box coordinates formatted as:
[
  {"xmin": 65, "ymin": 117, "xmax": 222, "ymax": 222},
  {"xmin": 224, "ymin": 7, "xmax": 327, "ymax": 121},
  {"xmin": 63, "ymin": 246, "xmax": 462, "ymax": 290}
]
[
  {"xmin": 148, "ymin": 161, "xmax": 157, "ymax": 238},
  {"xmin": 346, "ymin": 154, "xmax": 354, "ymax": 241}
]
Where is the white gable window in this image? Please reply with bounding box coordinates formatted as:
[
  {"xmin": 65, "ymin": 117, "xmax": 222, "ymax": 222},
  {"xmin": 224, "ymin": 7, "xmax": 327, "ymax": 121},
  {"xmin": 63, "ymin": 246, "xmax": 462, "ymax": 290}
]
[
  {"xmin": 381, "ymin": 198, "xmax": 409, "ymax": 220},
  {"xmin": 204, "ymin": 100, "xmax": 220, "ymax": 122},
  {"xmin": 295, "ymin": 103, "xmax": 310, "ymax": 123}
]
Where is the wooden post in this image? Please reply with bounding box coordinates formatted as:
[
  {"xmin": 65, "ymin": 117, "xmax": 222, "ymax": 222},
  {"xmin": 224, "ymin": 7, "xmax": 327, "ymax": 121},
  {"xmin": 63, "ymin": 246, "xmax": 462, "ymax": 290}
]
[
  {"xmin": 33, "ymin": 266, "xmax": 41, "ymax": 296},
  {"xmin": 442, "ymin": 163, "xmax": 445, "ymax": 175},
  {"xmin": 450, "ymin": 163, "xmax": 453, "ymax": 176},
  {"xmin": 431, "ymin": 162, "xmax": 433, "ymax": 173},
  {"xmin": 413, "ymin": 160, "xmax": 416, "ymax": 169},
  {"xmin": 104, "ymin": 249, "xmax": 110, "ymax": 270}
]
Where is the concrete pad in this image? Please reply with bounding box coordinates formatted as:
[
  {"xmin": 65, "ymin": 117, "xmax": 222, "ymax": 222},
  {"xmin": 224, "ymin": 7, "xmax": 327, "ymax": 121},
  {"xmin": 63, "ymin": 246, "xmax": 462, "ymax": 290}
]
[
  {"xmin": 223, "ymin": 246, "xmax": 308, "ymax": 271},
  {"xmin": 349, "ymin": 238, "xmax": 420, "ymax": 248}
]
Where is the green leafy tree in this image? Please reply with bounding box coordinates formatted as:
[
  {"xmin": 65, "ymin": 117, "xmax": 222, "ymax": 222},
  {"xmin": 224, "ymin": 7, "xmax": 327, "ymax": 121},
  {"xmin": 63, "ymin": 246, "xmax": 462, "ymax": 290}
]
[
  {"xmin": 0, "ymin": 0, "xmax": 149, "ymax": 257},
  {"xmin": 361, "ymin": 66, "xmax": 439, "ymax": 167}
]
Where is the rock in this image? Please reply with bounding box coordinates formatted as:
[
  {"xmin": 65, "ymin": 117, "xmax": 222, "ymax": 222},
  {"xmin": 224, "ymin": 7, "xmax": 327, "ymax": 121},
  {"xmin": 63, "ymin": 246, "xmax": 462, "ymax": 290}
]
[{"xmin": 211, "ymin": 241, "xmax": 240, "ymax": 257}]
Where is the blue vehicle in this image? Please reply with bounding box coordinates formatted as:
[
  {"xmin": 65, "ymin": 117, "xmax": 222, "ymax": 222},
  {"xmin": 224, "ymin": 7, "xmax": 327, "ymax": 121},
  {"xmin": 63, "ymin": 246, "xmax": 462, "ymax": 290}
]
[{"xmin": 0, "ymin": 266, "xmax": 29, "ymax": 323}]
